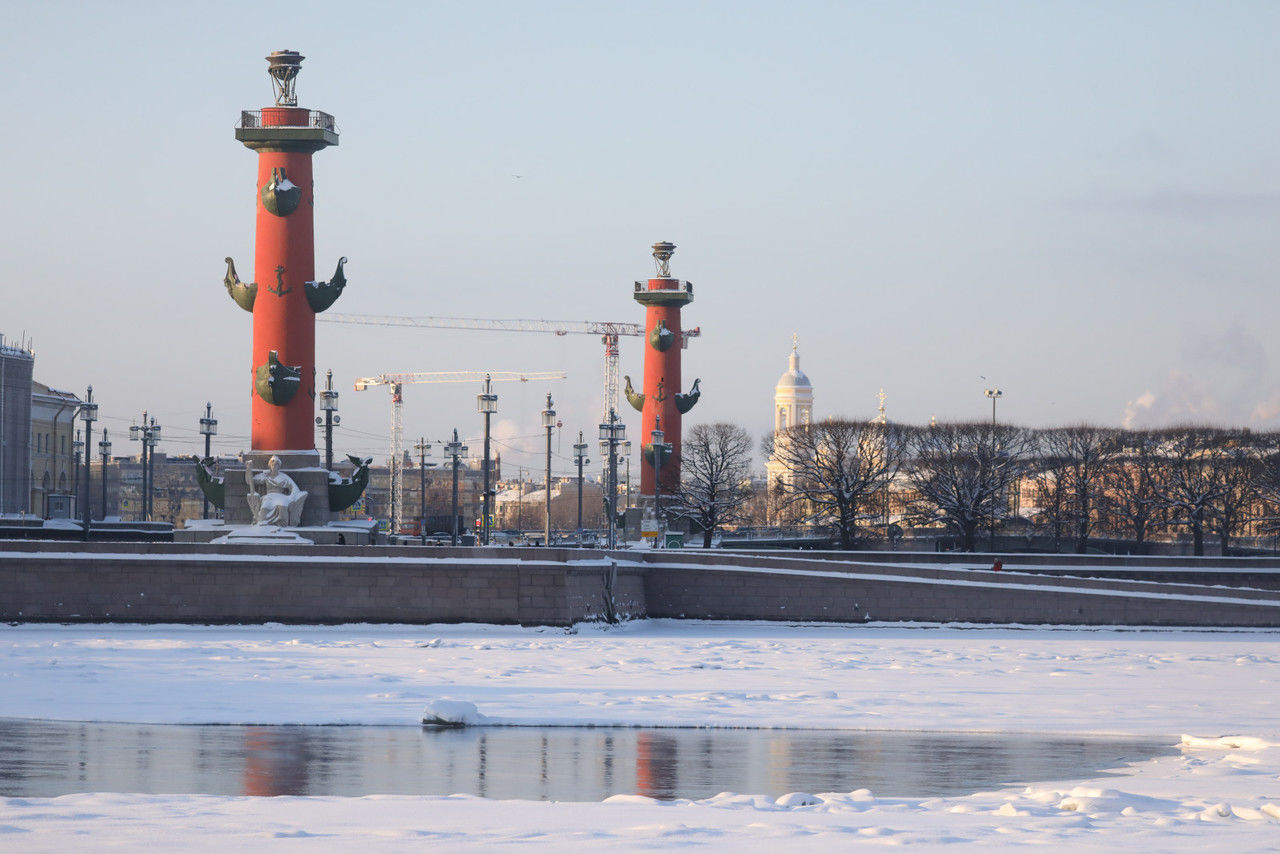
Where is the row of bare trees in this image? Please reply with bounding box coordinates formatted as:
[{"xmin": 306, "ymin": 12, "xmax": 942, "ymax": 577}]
[{"xmin": 759, "ymin": 419, "xmax": 1280, "ymax": 554}]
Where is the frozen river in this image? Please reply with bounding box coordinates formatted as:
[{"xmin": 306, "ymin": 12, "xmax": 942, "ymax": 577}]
[{"xmin": 1, "ymin": 621, "xmax": 1276, "ymax": 850}]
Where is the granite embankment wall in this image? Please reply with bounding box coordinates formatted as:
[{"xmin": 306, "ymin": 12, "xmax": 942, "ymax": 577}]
[
  {"xmin": 0, "ymin": 542, "xmax": 644, "ymax": 626},
  {"xmin": 1, "ymin": 542, "xmax": 1278, "ymax": 627},
  {"xmin": 635, "ymin": 552, "xmax": 1280, "ymax": 626}
]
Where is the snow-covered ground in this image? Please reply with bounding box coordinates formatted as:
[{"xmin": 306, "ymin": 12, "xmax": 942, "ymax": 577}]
[{"xmin": 1, "ymin": 620, "xmax": 1277, "ymax": 850}]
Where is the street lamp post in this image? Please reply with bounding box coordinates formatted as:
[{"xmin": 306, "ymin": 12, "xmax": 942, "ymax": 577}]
[
  {"xmin": 573, "ymin": 431, "xmax": 589, "ymax": 545},
  {"xmin": 985, "ymin": 388, "xmax": 1002, "ymax": 429},
  {"xmin": 623, "ymin": 441, "xmax": 631, "ymax": 511},
  {"xmin": 145, "ymin": 419, "xmax": 161, "ymax": 521},
  {"xmin": 318, "ymin": 370, "xmax": 339, "ymax": 472},
  {"xmin": 73, "ymin": 430, "xmax": 83, "ymax": 501},
  {"xmin": 598, "ymin": 408, "xmax": 627, "ymax": 550},
  {"xmin": 542, "ymin": 393, "xmax": 556, "ymax": 547},
  {"xmin": 198, "ymin": 403, "xmax": 218, "ymax": 519},
  {"xmin": 984, "ymin": 388, "xmax": 1003, "ymax": 551},
  {"xmin": 445, "ymin": 429, "xmax": 467, "ymax": 546},
  {"xmin": 477, "ymin": 375, "xmax": 498, "ymax": 546},
  {"xmin": 648, "ymin": 416, "xmax": 673, "ymax": 547},
  {"xmin": 130, "ymin": 414, "xmax": 161, "ymax": 522},
  {"xmin": 414, "ymin": 437, "xmax": 436, "ymax": 545},
  {"xmin": 79, "ymin": 386, "xmax": 97, "ymax": 541},
  {"xmin": 98, "ymin": 427, "xmax": 111, "ymax": 521},
  {"xmin": 130, "ymin": 415, "xmax": 145, "ymax": 520}
]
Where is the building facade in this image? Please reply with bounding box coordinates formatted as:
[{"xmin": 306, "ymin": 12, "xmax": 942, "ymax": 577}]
[
  {"xmin": 0, "ymin": 337, "xmax": 34, "ymax": 515},
  {"xmin": 29, "ymin": 381, "xmax": 82, "ymax": 518}
]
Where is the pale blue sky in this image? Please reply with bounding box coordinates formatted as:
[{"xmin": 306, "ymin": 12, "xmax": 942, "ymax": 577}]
[{"xmin": 4, "ymin": 1, "xmax": 1278, "ymax": 473}]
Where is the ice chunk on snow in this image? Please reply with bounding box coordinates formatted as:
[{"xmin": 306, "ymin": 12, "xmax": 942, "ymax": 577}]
[
  {"xmin": 603, "ymin": 795, "xmax": 659, "ymax": 806},
  {"xmin": 420, "ymin": 699, "xmax": 489, "ymax": 727},
  {"xmin": 775, "ymin": 792, "xmax": 821, "ymax": 807},
  {"xmin": 992, "ymin": 802, "xmax": 1027, "ymax": 816},
  {"xmin": 1181, "ymin": 734, "xmax": 1275, "ymax": 751}
]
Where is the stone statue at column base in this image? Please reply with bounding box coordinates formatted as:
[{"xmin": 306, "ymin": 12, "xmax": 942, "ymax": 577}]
[{"xmin": 245, "ymin": 454, "xmax": 308, "ymax": 528}]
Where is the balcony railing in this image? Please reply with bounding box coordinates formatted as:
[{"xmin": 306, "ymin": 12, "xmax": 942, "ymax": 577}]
[{"xmin": 239, "ymin": 110, "xmax": 338, "ymax": 133}]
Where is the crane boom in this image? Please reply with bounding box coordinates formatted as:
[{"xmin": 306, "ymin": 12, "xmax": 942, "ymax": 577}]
[
  {"xmin": 322, "ymin": 312, "xmax": 700, "ymax": 421},
  {"xmin": 325, "ymin": 313, "xmax": 644, "ymax": 338},
  {"xmin": 353, "ymin": 369, "xmax": 567, "ymax": 537},
  {"xmin": 354, "ymin": 370, "xmax": 567, "ymax": 391}
]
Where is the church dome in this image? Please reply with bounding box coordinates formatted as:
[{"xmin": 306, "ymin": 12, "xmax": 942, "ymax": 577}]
[{"xmin": 776, "ymin": 346, "xmax": 811, "ymax": 390}]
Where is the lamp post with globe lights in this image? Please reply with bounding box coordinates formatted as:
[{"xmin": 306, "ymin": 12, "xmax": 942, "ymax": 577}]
[
  {"xmin": 648, "ymin": 417, "xmax": 673, "ymax": 547},
  {"xmin": 542, "ymin": 394, "xmax": 556, "ymax": 547},
  {"xmin": 477, "ymin": 375, "xmax": 498, "ymax": 545},
  {"xmin": 78, "ymin": 386, "xmax": 98, "ymax": 540},
  {"xmin": 130, "ymin": 414, "xmax": 161, "ymax": 521},
  {"xmin": 414, "ymin": 437, "xmax": 437, "ymax": 545},
  {"xmin": 984, "ymin": 388, "xmax": 1003, "ymax": 551},
  {"xmin": 598, "ymin": 409, "xmax": 627, "ymax": 550},
  {"xmin": 573, "ymin": 431, "xmax": 590, "ymax": 544},
  {"xmin": 198, "ymin": 403, "xmax": 218, "ymax": 518},
  {"xmin": 445, "ymin": 429, "xmax": 468, "ymax": 546},
  {"xmin": 98, "ymin": 428, "xmax": 111, "ymax": 521}
]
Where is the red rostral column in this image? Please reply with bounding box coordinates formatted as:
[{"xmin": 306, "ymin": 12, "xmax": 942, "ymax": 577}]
[
  {"xmin": 225, "ymin": 50, "xmax": 346, "ymax": 452},
  {"xmin": 628, "ymin": 242, "xmax": 701, "ymax": 496}
]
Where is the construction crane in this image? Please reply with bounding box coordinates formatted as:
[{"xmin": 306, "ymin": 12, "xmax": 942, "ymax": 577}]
[
  {"xmin": 353, "ymin": 370, "xmax": 568, "ymax": 536},
  {"xmin": 324, "ymin": 313, "xmax": 700, "ymax": 421}
]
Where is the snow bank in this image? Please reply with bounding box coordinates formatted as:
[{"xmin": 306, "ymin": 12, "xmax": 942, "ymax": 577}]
[{"xmin": 1181, "ymin": 734, "xmax": 1277, "ymax": 751}]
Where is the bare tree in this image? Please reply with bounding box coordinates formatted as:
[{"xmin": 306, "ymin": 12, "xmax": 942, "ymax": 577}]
[
  {"xmin": 1035, "ymin": 425, "xmax": 1117, "ymax": 553},
  {"xmin": 1100, "ymin": 429, "xmax": 1163, "ymax": 546},
  {"xmin": 671, "ymin": 423, "xmax": 754, "ymax": 547},
  {"xmin": 1153, "ymin": 427, "xmax": 1228, "ymax": 557},
  {"xmin": 1211, "ymin": 429, "xmax": 1262, "ymax": 556},
  {"xmin": 905, "ymin": 421, "xmax": 1029, "ymax": 552},
  {"xmin": 1027, "ymin": 448, "xmax": 1071, "ymax": 552},
  {"xmin": 1250, "ymin": 432, "xmax": 1280, "ymax": 549},
  {"xmin": 765, "ymin": 418, "xmax": 908, "ymax": 549},
  {"xmin": 1027, "ymin": 428, "xmax": 1070, "ymax": 551}
]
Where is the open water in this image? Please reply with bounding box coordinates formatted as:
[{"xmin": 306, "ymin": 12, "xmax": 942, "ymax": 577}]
[{"xmin": 0, "ymin": 719, "xmax": 1175, "ymax": 801}]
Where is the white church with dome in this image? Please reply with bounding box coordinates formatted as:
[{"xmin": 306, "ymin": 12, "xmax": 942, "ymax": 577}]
[{"xmin": 766, "ymin": 335, "xmax": 813, "ymax": 503}]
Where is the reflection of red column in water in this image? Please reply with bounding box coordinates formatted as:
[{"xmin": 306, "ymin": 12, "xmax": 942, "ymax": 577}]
[
  {"xmin": 228, "ymin": 51, "xmax": 344, "ymax": 452},
  {"xmin": 631, "ymin": 243, "xmax": 699, "ymax": 495},
  {"xmin": 242, "ymin": 727, "xmax": 309, "ymax": 796},
  {"xmin": 633, "ymin": 731, "xmax": 679, "ymax": 799}
]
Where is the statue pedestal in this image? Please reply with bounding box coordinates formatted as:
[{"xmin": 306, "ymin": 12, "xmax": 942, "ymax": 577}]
[{"xmin": 210, "ymin": 525, "xmax": 314, "ymax": 545}]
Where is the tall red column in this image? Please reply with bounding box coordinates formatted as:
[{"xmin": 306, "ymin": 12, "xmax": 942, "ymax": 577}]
[
  {"xmin": 631, "ymin": 242, "xmax": 699, "ymax": 495},
  {"xmin": 227, "ymin": 51, "xmax": 343, "ymax": 452}
]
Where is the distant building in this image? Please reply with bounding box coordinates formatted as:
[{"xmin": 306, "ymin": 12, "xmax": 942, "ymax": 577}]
[
  {"xmin": 30, "ymin": 381, "xmax": 82, "ymax": 517},
  {"xmin": 0, "ymin": 336, "xmax": 34, "ymax": 514},
  {"xmin": 494, "ymin": 477, "xmax": 604, "ymax": 534}
]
